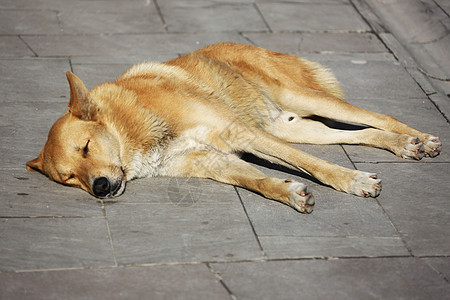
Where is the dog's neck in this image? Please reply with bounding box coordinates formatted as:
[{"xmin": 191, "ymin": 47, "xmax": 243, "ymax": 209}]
[{"xmin": 90, "ymin": 83, "xmax": 172, "ymax": 179}]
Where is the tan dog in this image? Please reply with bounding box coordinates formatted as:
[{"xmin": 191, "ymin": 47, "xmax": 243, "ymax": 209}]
[{"xmin": 26, "ymin": 43, "xmax": 441, "ymax": 213}]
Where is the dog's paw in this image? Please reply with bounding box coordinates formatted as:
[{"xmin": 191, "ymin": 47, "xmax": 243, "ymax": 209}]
[
  {"xmin": 423, "ymin": 136, "xmax": 441, "ymax": 157},
  {"xmin": 349, "ymin": 172, "xmax": 382, "ymax": 198},
  {"xmin": 398, "ymin": 136, "xmax": 424, "ymax": 160},
  {"xmin": 288, "ymin": 181, "xmax": 315, "ymax": 213}
]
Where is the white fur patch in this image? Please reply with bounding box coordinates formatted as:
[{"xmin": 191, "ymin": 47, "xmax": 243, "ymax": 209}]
[
  {"xmin": 127, "ymin": 148, "xmax": 164, "ymax": 180},
  {"xmin": 120, "ymin": 62, "xmax": 192, "ymax": 82},
  {"xmin": 126, "ymin": 126, "xmax": 213, "ymax": 179},
  {"xmin": 159, "ymin": 126, "xmax": 212, "ymax": 176}
]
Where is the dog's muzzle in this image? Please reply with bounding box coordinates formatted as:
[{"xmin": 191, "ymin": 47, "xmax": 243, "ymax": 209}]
[{"xmin": 92, "ymin": 177, "xmax": 124, "ymax": 198}]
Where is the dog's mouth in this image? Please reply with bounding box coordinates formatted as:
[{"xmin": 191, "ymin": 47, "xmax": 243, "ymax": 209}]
[{"xmin": 92, "ymin": 177, "xmax": 126, "ymax": 198}]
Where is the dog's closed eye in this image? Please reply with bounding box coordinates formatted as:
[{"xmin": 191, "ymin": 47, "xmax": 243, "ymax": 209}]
[{"xmin": 82, "ymin": 140, "xmax": 90, "ymax": 158}]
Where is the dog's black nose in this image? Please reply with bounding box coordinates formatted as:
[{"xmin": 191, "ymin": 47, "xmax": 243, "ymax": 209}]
[{"xmin": 93, "ymin": 177, "xmax": 111, "ymax": 197}]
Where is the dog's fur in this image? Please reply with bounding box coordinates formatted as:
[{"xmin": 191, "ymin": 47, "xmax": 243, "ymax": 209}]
[{"xmin": 26, "ymin": 43, "xmax": 441, "ymax": 213}]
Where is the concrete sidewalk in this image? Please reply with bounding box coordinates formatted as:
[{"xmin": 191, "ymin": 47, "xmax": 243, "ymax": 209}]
[{"xmin": 0, "ymin": 0, "xmax": 449, "ymax": 299}]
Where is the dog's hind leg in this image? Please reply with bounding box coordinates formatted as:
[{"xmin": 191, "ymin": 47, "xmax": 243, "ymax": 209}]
[
  {"xmin": 267, "ymin": 113, "xmax": 426, "ymax": 160},
  {"xmin": 166, "ymin": 151, "xmax": 315, "ymax": 213},
  {"xmin": 278, "ymin": 90, "xmax": 441, "ymax": 157}
]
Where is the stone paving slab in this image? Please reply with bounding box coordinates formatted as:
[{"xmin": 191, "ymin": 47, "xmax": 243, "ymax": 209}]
[
  {"xmin": 105, "ymin": 178, "xmax": 263, "ymax": 265},
  {"xmin": 0, "ymin": 0, "xmax": 449, "ymax": 298},
  {"xmin": 0, "ymin": 217, "xmax": 114, "ymax": 271},
  {"xmin": 358, "ymin": 162, "xmax": 450, "ymax": 256},
  {"xmin": 244, "ymin": 32, "xmax": 387, "ymax": 54},
  {"xmin": 430, "ymin": 93, "xmax": 450, "ymax": 122},
  {"xmin": 58, "ymin": 1, "xmax": 164, "ymax": 34},
  {"xmin": 238, "ymin": 183, "xmax": 407, "ymax": 258},
  {"xmin": 210, "ymin": 257, "xmax": 450, "ymax": 299},
  {"xmin": 159, "ymin": 1, "xmax": 268, "ymax": 32},
  {"xmin": 423, "ymin": 257, "xmax": 450, "ymax": 281},
  {"xmin": 0, "ymin": 101, "xmax": 68, "ymax": 168},
  {"xmin": 22, "ymin": 32, "xmax": 248, "ymax": 57},
  {"xmin": 0, "ymin": 9, "xmax": 61, "ymax": 35},
  {"xmin": 258, "ymin": 2, "xmax": 370, "ymax": 32},
  {"xmin": 318, "ymin": 59, "xmax": 426, "ymax": 100},
  {"xmin": 70, "ymin": 54, "xmax": 178, "ymax": 65},
  {"xmin": 0, "ymin": 36, "xmax": 35, "ymax": 57},
  {"xmin": 0, "ymin": 58, "xmax": 70, "ymax": 102},
  {"xmin": 0, "ymin": 264, "xmax": 230, "ymax": 300},
  {"xmin": 0, "ymin": 168, "xmax": 102, "ymax": 218},
  {"xmin": 238, "ymin": 144, "xmax": 408, "ymax": 258},
  {"xmin": 72, "ymin": 64, "xmax": 134, "ymax": 90}
]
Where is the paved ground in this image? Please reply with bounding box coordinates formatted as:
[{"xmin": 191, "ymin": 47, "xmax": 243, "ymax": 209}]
[{"xmin": 1, "ymin": 0, "xmax": 449, "ymax": 299}]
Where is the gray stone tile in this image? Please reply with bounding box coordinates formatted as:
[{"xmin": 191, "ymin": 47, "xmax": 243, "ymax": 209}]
[
  {"xmin": 236, "ymin": 144, "xmax": 408, "ymax": 258},
  {"xmin": 0, "ymin": 10, "xmax": 61, "ymax": 35},
  {"xmin": 356, "ymin": 163, "xmax": 450, "ymax": 256},
  {"xmin": 70, "ymin": 56, "xmax": 181, "ymax": 89},
  {"xmin": 430, "ymin": 93, "xmax": 450, "ymax": 124},
  {"xmin": 70, "ymin": 54, "xmax": 178, "ymax": 65},
  {"xmin": 59, "ymin": 3, "xmax": 165, "ymax": 34},
  {"xmin": 244, "ymin": 32, "xmax": 387, "ymax": 54},
  {"xmin": 0, "ymin": 58, "xmax": 70, "ymax": 102},
  {"xmin": 0, "ymin": 0, "xmax": 77, "ymax": 10},
  {"xmin": 320, "ymin": 60, "xmax": 425, "ymax": 100},
  {"xmin": 72, "ymin": 64, "xmax": 132, "ymax": 90},
  {"xmin": 0, "ymin": 217, "xmax": 114, "ymax": 271},
  {"xmin": 0, "ymin": 101, "xmax": 68, "ymax": 168},
  {"xmin": 0, "ymin": 36, "xmax": 35, "ymax": 57},
  {"xmin": 159, "ymin": 1, "xmax": 268, "ymax": 32},
  {"xmin": 23, "ymin": 33, "xmax": 248, "ymax": 57},
  {"xmin": 259, "ymin": 236, "xmax": 407, "ymax": 258},
  {"xmin": 0, "ymin": 264, "xmax": 230, "ymax": 300},
  {"xmin": 256, "ymin": 0, "xmax": 350, "ymax": 3},
  {"xmin": 302, "ymin": 52, "xmax": 396, "ymax": 62},
  {"xmin": 342, "ymin": 97, "xmax": 450, "ymax": 163},
  {"xmin": 238, "ymin": 184, "xmax": 406, "ymax": 258},
  {"xmin": 116, "ymin": 177, "xmax": 234, "ymax": 205},
  {"xmin": 105, "ymin": 178, "xmax": 263, "ymax": 265},
  {"xmin": 238, "ymin": 153, "xmax": 406, "ymax": 257},
  {"xmin": 211, "ymin": 258, "xmax": 450, "ymax": 300},
  {"xmin": 300, "ymin": 32, "xmax": 387, "ymax": 53},
  {"xmin": 422, "ymin": 257, "xmax": 450, "ymax": 281},
  {"xmin": 0, "ymin": 169, "xmax": 102, "ymax": 217},
  {"xmin": 258, "ymin": 2, "xmax": 370, "ymax": 32}
]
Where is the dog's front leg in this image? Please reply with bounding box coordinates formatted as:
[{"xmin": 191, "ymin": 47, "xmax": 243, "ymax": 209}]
[
  {"xmin": 245, "ymin": 131, "xmax": 382, "ymax": 198},
  {"xmin": 163, "ymin": 150, "xmax": 315, "ymax": 213}
]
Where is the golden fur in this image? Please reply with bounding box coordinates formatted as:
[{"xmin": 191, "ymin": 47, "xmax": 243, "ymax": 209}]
[{"xmin": 26, "ymin": 43, "xmax": 441, "ymax": 213}]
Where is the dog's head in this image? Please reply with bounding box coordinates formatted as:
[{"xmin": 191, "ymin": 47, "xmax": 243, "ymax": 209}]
[{"xmin": 26, "ymin": 71, "xmax": 126, "ymax": 198}]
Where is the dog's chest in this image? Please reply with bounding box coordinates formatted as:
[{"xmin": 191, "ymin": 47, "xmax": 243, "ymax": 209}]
[
  {"xmin": 127, "ymin": 148, "xmax": 164, "ymax": 179},
  {"xmin": 127, "ymin": 126, "xmax": 212, "ymax": 179}
]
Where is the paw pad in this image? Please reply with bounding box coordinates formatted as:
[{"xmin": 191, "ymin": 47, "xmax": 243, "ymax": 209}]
[{"xmin": 288, "ymin": 181, "xmax": 315, "ymax": 213}]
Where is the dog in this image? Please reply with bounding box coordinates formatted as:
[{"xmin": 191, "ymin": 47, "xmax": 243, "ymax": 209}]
[{"xmin": 26, "ymin": 43, "xmax": 441, "ymax": 213}]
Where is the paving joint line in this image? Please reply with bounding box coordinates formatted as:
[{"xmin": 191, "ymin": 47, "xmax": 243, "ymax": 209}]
[
  {"xmin": 3, "ymin": 254, "xmax": 430, "ymax": 274},
  {"xmin": 253, "ymin": 3, "xmax": 272, "ymax": 33},
  {"xmin": 100, "ymin": 200, "xmax": 118, "ymax": 267},
  {"xmin": 234, "ymin": 186, "xmax": 267, "ymax": 259},
  {"xmin": 0, "ymin": 216, "xmax": 103, "ymax": 219},
  {"xmin": 351, "ymin": 0, "xmax": 450, "ymax": 125},
  {"xmin": 206, "ymin": 263, "xmax": 237, "ymax": 300},
  {"xmin": 152, "ymin": 0, "xmax": 168, "ymax": 33}
]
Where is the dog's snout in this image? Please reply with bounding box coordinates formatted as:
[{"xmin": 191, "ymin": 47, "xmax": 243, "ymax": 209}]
[
  {"xmin": 93, "ymin": 177, "xmax": 111, "ymax": 197},
  {"xmin": 92, "ymin": 176, "xmax": 124, "ymax": 198}
]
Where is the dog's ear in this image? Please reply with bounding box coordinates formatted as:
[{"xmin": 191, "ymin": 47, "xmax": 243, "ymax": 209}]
[
  {"xmin": 66, "ymin": 71, "xmax": 96, "ymax": 120},
  {"xmin": 26, "ymin": 148, "xmax": 44, "ymax": 173}
]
